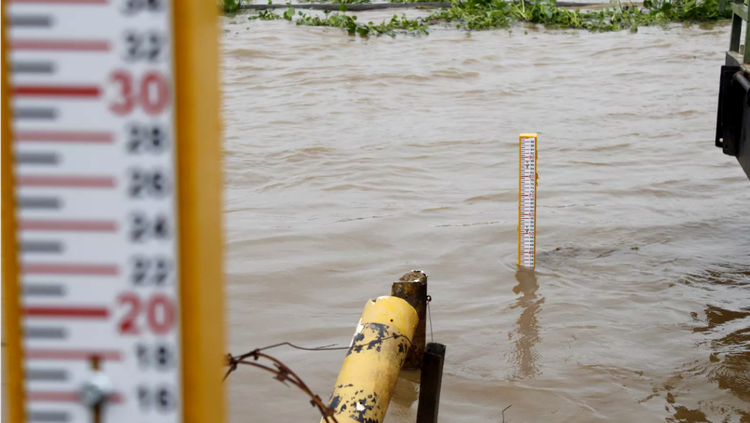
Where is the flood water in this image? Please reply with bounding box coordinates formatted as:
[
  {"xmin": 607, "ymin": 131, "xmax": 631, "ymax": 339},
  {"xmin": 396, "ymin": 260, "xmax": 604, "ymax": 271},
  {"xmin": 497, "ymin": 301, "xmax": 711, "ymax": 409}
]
[{"xmin": 221, "ymin": 15, "xmax": 750, "ymax": 423}]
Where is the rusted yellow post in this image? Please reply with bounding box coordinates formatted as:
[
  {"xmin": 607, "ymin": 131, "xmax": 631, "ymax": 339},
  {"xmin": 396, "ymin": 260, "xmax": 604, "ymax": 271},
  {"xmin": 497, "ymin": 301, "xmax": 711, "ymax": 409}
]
[{"xmin": 326, "ymin": 297, "xmax": 418, "ymax": 423}]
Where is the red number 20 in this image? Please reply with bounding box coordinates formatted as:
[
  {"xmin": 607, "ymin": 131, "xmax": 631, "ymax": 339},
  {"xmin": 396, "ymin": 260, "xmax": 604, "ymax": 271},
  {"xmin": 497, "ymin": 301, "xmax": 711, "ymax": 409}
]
[
  {"xmin": 118, "ymin": 292, "xmax": 175, "ymax": 335},
  {"xmin": 109, "ymin": 70, "xmax": 170, "ymax": 116}
]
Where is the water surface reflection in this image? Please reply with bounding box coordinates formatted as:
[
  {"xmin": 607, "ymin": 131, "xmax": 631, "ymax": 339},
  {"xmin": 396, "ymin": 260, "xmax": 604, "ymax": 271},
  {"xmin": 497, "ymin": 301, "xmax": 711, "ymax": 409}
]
[{"xmin": 509, "ymin": 269, "xmax": 544, "ymax": 380}]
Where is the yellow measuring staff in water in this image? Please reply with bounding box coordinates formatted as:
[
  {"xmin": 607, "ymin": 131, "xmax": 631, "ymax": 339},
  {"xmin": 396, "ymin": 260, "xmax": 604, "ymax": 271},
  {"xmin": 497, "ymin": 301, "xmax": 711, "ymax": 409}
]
[
  {"xmin": 518, "ymin": 133, "xmax": 538, "ymax": 269},
  {"xmin": 1, "ymin": 0, "xmax": 225, "ymax": 421}
]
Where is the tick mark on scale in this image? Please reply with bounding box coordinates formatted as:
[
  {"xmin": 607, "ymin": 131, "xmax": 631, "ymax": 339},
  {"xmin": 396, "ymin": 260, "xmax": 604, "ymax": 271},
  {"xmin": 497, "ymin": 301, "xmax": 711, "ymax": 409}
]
[
  {"xmin": 26, "ymin": 391, "xmax": 123, "ymax": 403},
  {"xmin": 13, "ymin": 85, "xmax": 101, "ymax": 98},
  {"xmin": 7, "ymin": 0, "xmax": 107, "ymax": 3},
  {"xmin": 25, "ymin": 326, "xmax": 67, "ymax": 339},
  {"xmin": 24, "ymin": 284, "xmax": 66, "ymax": 297},
  {"xmin": 24, "ymin": 306, "xmax": 109, "ymax": 319},
  {"xmin": 21, "ymin": 241, "xmax": 63, "ymax": 254},
  {"xmin": 12, "ymin": 61, "xmax": 55, "ymax": 74},
  {"xmin": 9, "ymin": 15, "xmax": 53, "ymax": 27},
  {"xmin": 11, "ymin": 39, "xmax": 110, "ymax": 52},
  {"xmin": 15, "ymin": 131, "xmax": 113, "ymax": 143},
  {"xmin": 20, "ymin": 219, "xmax": 117, "ymax": 232},
  {"xmin": 27, "ymin": 410, "xmax": 69, "ymax": 423},
  {"xmin": 26, "ymin": 349, "xmax": 122, "ymax": 361},
  {"xmin": 17, "ymin": 175, "xmax": 115, "ymax": 189},
  {"xmin": 16, "ymin": 152, "xmax": 59, "ymax": 165},
  {"xmin": 22, "ymin": 263, "xmax": 118, "ymax": 276},
  {"xmin": 26, "ymin": 369, "xmax": 68, "ymax": 382},
  {"xmin": 14, "ymin": 107, "xmax": 57, "ymax": 120},
  {"xmin": 18, "ymin": 197, "xmax": 61, "ymax": 209}
]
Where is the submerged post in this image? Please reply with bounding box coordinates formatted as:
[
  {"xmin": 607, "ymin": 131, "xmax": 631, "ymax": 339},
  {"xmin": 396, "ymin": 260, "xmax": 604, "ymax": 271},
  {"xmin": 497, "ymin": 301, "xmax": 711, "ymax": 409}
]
[
  {"xmin": 416, "ymin": 343, "xmax": 446, "ymax": 423},
  {"xmin": 326, "ymin": 296, "xmax": 418, "ymax": 423},
  {"xmin": 391, "ymin": 270, "xmax": 427, "ymax": 369}
]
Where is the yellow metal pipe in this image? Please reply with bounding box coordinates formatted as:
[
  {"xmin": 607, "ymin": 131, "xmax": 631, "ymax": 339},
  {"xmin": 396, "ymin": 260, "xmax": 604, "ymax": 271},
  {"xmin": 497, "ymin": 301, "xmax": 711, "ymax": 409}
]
[{"xmin": 326, "ymin": 296, "xmax": 418, "ymax": 423}]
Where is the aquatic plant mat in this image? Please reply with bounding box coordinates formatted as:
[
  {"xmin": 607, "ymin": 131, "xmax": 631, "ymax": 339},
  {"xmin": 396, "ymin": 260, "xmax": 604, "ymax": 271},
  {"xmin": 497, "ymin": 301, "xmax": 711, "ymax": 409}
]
[
  {"xmin": 223, "ymin": 0, "xmax": 731, "ymax": 35},
  {"xmin": 239, "ymin": 1, "xmax": 607, "ymax": 10}
]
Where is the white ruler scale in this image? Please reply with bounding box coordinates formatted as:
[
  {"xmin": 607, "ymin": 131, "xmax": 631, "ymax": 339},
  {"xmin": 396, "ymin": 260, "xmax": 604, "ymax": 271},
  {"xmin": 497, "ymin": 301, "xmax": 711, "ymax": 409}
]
[
  {"xmin": 518, "ymin": 133, "xmax": 537, "ymax": 269},
  {"xmin": 5, "ymin": 0, "xmax": 183, "ymax": 421}
]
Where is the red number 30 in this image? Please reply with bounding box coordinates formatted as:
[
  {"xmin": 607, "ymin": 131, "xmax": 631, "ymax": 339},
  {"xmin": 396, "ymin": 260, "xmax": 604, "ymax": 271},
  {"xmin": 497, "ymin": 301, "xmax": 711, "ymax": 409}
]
[
  {"xmin": 118, "ymin": 292, "xmax": 175, "ymax": 335},
  {"xmin": 109, "ymin": 70, "xmax": 170, "ymax": 116}
]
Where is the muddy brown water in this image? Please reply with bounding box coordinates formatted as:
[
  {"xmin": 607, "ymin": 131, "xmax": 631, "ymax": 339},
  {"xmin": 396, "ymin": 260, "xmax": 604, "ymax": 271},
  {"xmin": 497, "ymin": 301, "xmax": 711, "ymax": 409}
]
[{"xmin": 221, "ymin": 16, "xmax": 750, "ymax": 423}]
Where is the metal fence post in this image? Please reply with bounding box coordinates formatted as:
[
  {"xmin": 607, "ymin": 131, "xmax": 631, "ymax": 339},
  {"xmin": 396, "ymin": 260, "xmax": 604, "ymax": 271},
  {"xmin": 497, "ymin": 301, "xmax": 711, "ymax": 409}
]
[
  {"xmin": 731, "ymin": 12, "xmax": 742, "ymax": 52},
  {"xmin": 416, "ymin": 343, "xmax": 446, "ymax": 423}
]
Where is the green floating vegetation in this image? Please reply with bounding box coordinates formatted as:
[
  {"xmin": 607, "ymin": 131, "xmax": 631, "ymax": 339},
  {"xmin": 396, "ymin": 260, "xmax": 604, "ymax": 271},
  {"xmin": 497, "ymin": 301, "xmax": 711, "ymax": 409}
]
[
  {"xmin": 296, "ymin": 9, "xmax": 429, "ymax": 35},
  {"xmin": 428, "ymin": 0, "xmax": 731, "ymax": 32},
  {"xmin": 331, "ymin": 0, "xmax": 373, "ymax": 4},
  {"xmin": 247, "ymin": 8, "xmax": 283, "ymax": 19},
  {"xmin": 238, "ymin": 0, "xmax": 731, "ymax": 35},
  {"xmin": 293, "ymin": 0, "xmax": 373, "ymax": 5},
  {"xmin": 247, "ymin": 5, "xmax": 429, "ymax": 35},
  {"xmin": 390, "ymin": 0, "xmax": 441, "ymax": 3},
  {"xmin": 222, "ymin": 0, "xmax": 244, "ymax": 16}
]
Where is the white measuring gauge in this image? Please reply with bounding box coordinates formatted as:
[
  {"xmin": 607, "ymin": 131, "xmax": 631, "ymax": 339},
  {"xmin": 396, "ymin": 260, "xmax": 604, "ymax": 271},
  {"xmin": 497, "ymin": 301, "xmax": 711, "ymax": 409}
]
[
  {"xmin": 7, "ymin": 0, "xmax": 182, "ymax": 421},
  {"xmin": 518, "ymin": 133, "xmax": 537, "ymax": 269}
]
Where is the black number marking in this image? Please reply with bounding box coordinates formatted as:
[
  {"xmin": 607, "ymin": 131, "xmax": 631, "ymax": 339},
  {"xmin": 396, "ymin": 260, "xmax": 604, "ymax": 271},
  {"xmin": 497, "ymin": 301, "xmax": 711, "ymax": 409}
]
[
  {"xmin": 129, "ymin": 213, "xmax": 171, "ymax": 242},
  {"xmin": 126, "ymin": 123, "xmax": 168, "ymax": 155},
  {"xmin": 127, "ymin": 168, "xmax": 171, "ymax": 199},
  {"xmin": 122, "ymin": 0, "xmax": 163, "ymax": 14},
  {"xmin": 136, "ymin": 344, "xmax": 149, "ymax": 368},
  {"xmin": 132, "ymin": 256, "xmax": 149, "ymax": 285},
  {"xmin": 155, "ymin": 345, "xmax": 173, "ymax": 369},
  {"xmin": 153, "ymin": 257, "xmax": 171, "ymax": 285},
  {"xmin": 130, "ymin": 213, "xmax": 148, "ymax": 242},
  {"xmin": 130, "ymin": 256, "xmax": 173, "ymax": 285},
  {"xmin": 137, "ymin": 385, "xmax": 150, "ymax": 410},
  {"xmin": 135, "ymin": 343, "xmax": 175, "ymax": 371},
  {"xmin": 136, "ymin": 385, "xmax": 177, "ymax": 412},
  {"xmin": 123, "ymin": 30, "xmax": 165, "ymax": 62},
  {"xmin": 156, "ymin": 386, "xmax": 176, "ymax": 412}
]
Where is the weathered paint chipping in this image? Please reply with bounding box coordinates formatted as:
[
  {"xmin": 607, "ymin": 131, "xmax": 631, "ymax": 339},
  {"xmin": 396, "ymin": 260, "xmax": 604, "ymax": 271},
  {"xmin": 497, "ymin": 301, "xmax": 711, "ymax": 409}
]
[
  {"xmin": 391, "ymin": 270, "xmax": 428, "ymax": 369},
  {"xmin": 349, "ymin": 318, "xmax": 364, "ymax": 348},
  {"xmin": 326, "ymin": 296, "xmax": 418, "ymax": 423}
]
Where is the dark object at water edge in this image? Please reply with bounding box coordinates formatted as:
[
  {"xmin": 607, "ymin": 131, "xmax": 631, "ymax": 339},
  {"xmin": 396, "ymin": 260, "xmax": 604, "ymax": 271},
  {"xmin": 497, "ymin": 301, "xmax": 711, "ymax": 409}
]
[
  {"xmin": 416, "ymin": 342, "xmax": 446, "ymax": 423},
  {"xmin": 715, "ymin": 55, "xmax": 750, "ymax": 180}
]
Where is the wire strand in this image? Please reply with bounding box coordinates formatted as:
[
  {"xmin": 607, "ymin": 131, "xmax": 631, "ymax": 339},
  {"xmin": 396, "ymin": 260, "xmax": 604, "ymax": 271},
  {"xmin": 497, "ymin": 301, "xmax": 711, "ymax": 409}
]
[
  {"xmin": 502, "ymin": 404, "xmax": 512, "ymax": 423},
  {"xmin": 230, "ymin": 333, "xmax": 411, "ymax": 361},
  {"xmin": 427, "ymin": 295, "xmax": 434, "ymax": 343}
]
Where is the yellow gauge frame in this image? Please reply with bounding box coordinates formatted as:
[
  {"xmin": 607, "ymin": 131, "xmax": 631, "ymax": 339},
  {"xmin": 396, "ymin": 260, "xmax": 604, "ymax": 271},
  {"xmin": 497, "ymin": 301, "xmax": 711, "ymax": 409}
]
[
  {"xmin": 3, "ymin": 1, "xmax": 24, "ymax": 420},
  {"xmin": 1, "ymin": 0, "xmax": 226, "ymax": 420},
  {"xmin": 517, "ymin": 133, "xmax": 537, "ymax": 269}
]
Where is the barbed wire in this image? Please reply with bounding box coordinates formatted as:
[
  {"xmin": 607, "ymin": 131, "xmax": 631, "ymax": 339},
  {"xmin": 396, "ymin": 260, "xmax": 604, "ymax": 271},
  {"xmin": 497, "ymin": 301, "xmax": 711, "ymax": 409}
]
[
  {"xmin": 224, "ymin": 334, "xmax": 413, "ymax": 423},
  {"xmin": 224, "ymin": 350, "xmax": 339, "ymax": 422}
]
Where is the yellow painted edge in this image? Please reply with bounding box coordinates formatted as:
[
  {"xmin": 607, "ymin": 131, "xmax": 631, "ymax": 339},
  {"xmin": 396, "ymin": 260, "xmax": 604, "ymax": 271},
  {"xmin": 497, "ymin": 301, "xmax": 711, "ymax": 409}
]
[
  {"xmin": 172, "ymin": 0, "xmax": 226, "ymax": 420},
  {"xmin": 361, "ymin": 297, "xmax": 418, "ymax": 337},
  {"xmin": 2, "ymin": 0, "xmax": 26, "ymax": 419}
]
